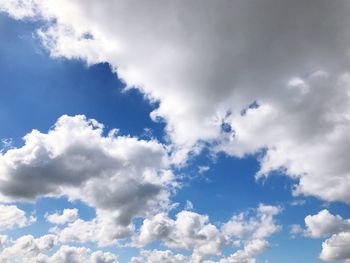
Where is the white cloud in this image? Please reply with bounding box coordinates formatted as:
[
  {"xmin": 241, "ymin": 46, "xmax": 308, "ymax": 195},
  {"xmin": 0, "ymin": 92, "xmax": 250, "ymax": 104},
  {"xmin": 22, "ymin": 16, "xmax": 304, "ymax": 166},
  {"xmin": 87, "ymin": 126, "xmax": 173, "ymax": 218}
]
[
  {"xmin": 320, "ymin": 232, "xmax": 350, "ymax": 262},
  {"xmin": 300, "ymin": 210, "xmax": 350, "ymax": 262},
  {"xmin": 209, "ymin": 239, "xmax": 270, "ymax": 263},
  {"xmin": 51, "ymin": 216, "xmax": 133, "ymax": 247},
  {"xmin": 0, "ymin": 204, "xmax": 33, "ymax": 231},
  {"xmin": 45, "ymin": 208, "xmax": 78, "ymax": 225},
  {"xmin": 222, "ymin": 204, "xmax": 282, "ymax": 240},
  {"xmin": 134, "ymin": 204, "xmax": 281, "ymax": 262},
  {"xmin": 0, "ymin": 115, "xmax": 176, "ymax": 244},
  {"xmin": 2, "ymin": 1, "xmax": 350, "ymax": 202},
  {"xmin": 130, "ymin": 250, "xmax": 188, "ymax": 263},
  {"xmin": 304, "ymin": 209, "xmax": 350, "ymax": 238},
  {"xmin": 38, "ymin": 245, "xmax": 119, "ymax": 263},
  {"xmin": 0, "ymin": 234, "xmax": 57, "ymax": 263},
  {"xmin": 135, "ymin": 210, "xmax": 225, "ymax": 262},
  {"xmin": 0, "ymin": 234, "xmax": 118, "ymax": 263}
]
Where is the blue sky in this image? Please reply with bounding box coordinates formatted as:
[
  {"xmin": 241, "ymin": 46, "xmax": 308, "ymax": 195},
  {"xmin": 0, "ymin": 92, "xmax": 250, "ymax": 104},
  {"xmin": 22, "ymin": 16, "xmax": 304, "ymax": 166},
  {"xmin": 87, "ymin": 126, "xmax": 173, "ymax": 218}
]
[{"xmin": 0, "ymin": 2, "xmax": 350, "ymax": 263}]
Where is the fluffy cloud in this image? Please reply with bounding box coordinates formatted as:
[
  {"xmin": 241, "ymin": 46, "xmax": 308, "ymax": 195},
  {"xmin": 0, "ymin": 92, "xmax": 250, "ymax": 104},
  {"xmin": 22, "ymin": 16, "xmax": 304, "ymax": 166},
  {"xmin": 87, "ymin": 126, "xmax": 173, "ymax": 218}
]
[
  {"xmin": 304, "ymin": 209, "xmax": 350, "ymax": 238},
  {"xmin": 0, "ymin": 204, "xmax": 34, "ymax": 231},
  {"xmin": 134, "ymin": 204, "xmax": 280, "ymax": 262},
  {"xmin": 300, "ymin": 210, "xmax": 350, "ymax": 262},
  {"xmin": 135, "ymin": 210, "xmax": 225, "ymax": 261},
  {"xmin": 2, "ymin": 0, "xmax": 350, "ymax": 202},
  {"xmin": 51, "ymin": 216, "xmax": 133, "ymax": 247},
  {"xmin": 222, "ymin": 204, "xmax": 282, "ymax": 240},
  {"xmin": 0, "ymin": 234, "xmax": 118, "ymax": 263},
  {"xmin": 0, "ymin": 115, "xmax": 176, "ymax": 244},
  {"xmin": 320, "ymin": 232, "xmax": 350, "ymax": 262},
  {"xmin": 207, "ymin": 239, "xmax": 270, "ymax": 263},
  {"xmin": 45, "ymin": 208, "xmax": 78, "ymax": 225},
  {"xmin": 38, "ymin": 245, "xmax": 119, "ymax": 263},
  {"xmin": 130, "ymin": 250, "xmax": 188, "ymax": 263},
  {"xmin": 0, "ymin": 234, "xmax": 57, "ymax": 263}
]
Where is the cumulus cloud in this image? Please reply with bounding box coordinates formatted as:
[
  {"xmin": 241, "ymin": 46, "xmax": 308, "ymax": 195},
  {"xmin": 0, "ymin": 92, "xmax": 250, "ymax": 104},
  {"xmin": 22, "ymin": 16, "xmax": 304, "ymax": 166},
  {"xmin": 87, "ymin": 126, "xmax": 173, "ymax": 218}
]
[
  {"xmin": 130, "ymin": 250, "xmax": 188, "ymax": 263},
  {"xmin": 45, "ymin": 208, "xmax": 78, "ymax": 225},
  {"xmin": 0, "ymin": 204, "xmax": 34, "ymax": 231},
  {"xmin": 0, "ymin": 234, "xmax": 118, "ymax": 263},
  {"xmin": 300, "ymin": 210, "xmax": 350, "ymax": 262},
  {"xmin": 135, "ymin": 210, "xmax": 225, "ymax": 261},
  {"xmin": 222, "ymin": 204, "xmax": 282, "ymax": 240},
  {"xmin": 1, "ymin": 0, "xmax": 350, "ymax": 202},
  {"xmin": 51, "ymin": 216, "xmax": 133, "ymax": 247},
  {"xmin": 207, "ymin": 239, "xmax": 270, "ymax": 263},
  {"xmin": 134, "ymin": 204, "xmax": 280, "ymax": 262},
  {"xmin": 0, "ymin": 115, "xmax": 176, "ymax": 244},
  {"xmin": 304, "ymin": 209, "xmax": 350, "ymax": 238},
  {"xmin": 38, "ymin": 245, "xmax": 119, "ymax": 263},
  {"xmin": 320, "ymin": 232, "xmax": 350, "ymax": 262},
  {"xmin": 0, "ymin": 234, "xmax": 57, "ymax": 263}
]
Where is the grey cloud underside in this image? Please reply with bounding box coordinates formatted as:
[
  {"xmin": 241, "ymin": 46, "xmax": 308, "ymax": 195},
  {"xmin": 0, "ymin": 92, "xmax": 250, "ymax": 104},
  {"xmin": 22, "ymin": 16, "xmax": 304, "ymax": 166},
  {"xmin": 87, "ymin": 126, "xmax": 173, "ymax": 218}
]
[{"xmin": 0, "ymin": 115, "xmax": 173, "ymax": 229}]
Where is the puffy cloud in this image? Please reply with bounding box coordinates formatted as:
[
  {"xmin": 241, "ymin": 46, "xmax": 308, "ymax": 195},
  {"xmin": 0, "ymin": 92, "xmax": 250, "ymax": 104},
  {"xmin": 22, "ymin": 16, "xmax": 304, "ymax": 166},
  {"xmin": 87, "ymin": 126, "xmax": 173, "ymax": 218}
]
[
  {"xmin": 0, "ymin": 115, "xmax": 176, "ymax": 244},
  {"xmin": 2, "ymin": 0, "xmax": 350, "ymax": 202},
  {"xmin": 320, "ymin": 232, "xmax": 350, "ymax": 262},
  {"xmin": 135, "ymin": 210, "xmax": 225, "ymax": 261},
  {"xmin": 134, "ymin": 204, "xmax": 281, "ymax": 262},
  {"xmin": 37, "ymin": 245, "xmax": 119, "ymax": 263},
  {"xmin": 0, "ymin": 234, "xmax": 118, "ymax": 263},
  {"xmin": 222, "ymin": 204, "xmax": 282, "ymax": 240},
  {"xmin": 130, "ymin": 250, "xmax": 188, "ymax": 263},
  {"xmin": 300, "ymin": 210, "xmax": 350, "ymax": 262},
  {"xmin": 51, "ymin": 216, "xmax": 133, "ymax": 247},
  {"xmin": 304, "ymin": 209, "xmax": 350, "ymax": 238},
  {"xmin": 45, "ymin": 208, "xmax": 78, "ymax": 225},
  {"xmin": 0, "ymin": 234, "xmax": 57, "ymax": 263},
  {"xmin": 0, "ymin": 204, "xmax": 33, "ymax": 231},
  {"xmin": 209, "ymin": 239, "xmax": 270, "ymax": 263}
]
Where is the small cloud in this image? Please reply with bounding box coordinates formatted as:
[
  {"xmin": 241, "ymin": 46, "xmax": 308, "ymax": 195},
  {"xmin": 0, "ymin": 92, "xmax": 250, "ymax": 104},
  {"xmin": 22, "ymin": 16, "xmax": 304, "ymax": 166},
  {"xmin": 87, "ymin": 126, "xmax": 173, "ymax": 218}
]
[
  {"xmin": 290, "ymin": 224, "xmax": 304, "ymax": 238},
  {"xmin": 0, "ymin": 138, "xmax": 13, "ymax": 153},
  {"xmin": 290, "ymin": 199, "xmax": 306, "ymax": 206},
  {"xmin": 198, "ymin": 165, "xmax": 210, "ymax": 174},
  {"xmin": 184, "ymin": 200, "xmax": 193, "ymax": 211}
]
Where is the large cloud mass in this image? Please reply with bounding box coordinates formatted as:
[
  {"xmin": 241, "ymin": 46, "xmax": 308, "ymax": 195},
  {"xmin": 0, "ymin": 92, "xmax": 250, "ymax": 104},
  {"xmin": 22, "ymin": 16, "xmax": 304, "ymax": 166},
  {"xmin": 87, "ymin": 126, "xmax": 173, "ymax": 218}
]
[
  {"xmin": 1, "ymin": 0, "xmax": 350, "ymax": 202},
  {"xmin": 0, "ymin": 115, "xmax": 175, "ymax": 242}
]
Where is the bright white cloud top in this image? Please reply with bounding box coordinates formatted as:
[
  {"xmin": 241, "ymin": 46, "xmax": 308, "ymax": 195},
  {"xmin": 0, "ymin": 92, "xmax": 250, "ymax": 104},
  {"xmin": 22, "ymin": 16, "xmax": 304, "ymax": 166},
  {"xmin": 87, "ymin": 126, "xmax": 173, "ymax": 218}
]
[{"xmin": 0, "ymin": 0, "xmax": 350, "ymax": 262}]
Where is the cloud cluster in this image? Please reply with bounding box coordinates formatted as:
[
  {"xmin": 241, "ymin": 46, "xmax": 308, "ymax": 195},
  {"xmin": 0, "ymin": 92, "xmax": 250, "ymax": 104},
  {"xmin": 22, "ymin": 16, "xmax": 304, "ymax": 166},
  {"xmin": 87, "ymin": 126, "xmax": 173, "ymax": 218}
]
[
  {"xmin": 1, "ymin": 0, "xmax": 350, "ymax": 203},
  {"xmin": 131, "ymin": 250, "xmax": 187, "ymax": 263},
  {"xmin": 0, "ymin": 234, "xmax": 57, "ymax": 263},
  {"xmin": 298, "ymin": 210, "xmax": 350, "ymax": 262},
  {"xmin": 134, "ymin": 204, "xmax": 281, "ymax": 262},
  {"xmin": 0, "ymin": 234, "xmax": 118, "ymax": 263},
  {"xmin": 0, "ymin": 115, "xmax": 175, "ymax": 243},
  {"xmin": 51, "ymin": 216, "xmax": 133, "ymax": 247}
]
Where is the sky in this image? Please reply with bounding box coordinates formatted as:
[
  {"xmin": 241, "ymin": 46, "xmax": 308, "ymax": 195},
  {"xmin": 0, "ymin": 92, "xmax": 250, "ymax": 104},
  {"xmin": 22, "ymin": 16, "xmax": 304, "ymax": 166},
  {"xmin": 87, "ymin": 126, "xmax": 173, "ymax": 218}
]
[{"xmin": 0, "ymin": 1, "xmax": 350, "ymax": 263}]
